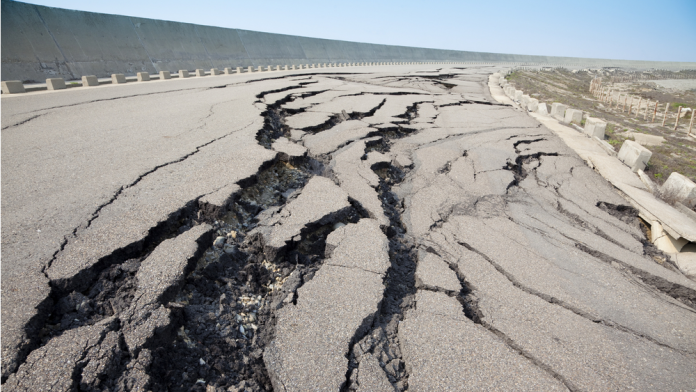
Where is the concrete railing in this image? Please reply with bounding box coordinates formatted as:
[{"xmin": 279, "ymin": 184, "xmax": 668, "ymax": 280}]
[
  {"xmin": 3, "ymin": 1, "xmax": 695, "ymax": 83},
  {"xmin": 0, "ymin": 61, "xmax": 458, "ymax": 94}
]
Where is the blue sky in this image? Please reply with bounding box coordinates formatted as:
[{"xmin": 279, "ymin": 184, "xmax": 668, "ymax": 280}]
[{"xmin": 23, "ymin": 0, "xmax": 696, "ymax": 62}]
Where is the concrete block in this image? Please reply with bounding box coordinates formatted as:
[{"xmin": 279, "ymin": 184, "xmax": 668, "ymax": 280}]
[
  {"xmin": 527, "ymin": 98, "xmax": 539, "ymax": 112},
  {"xmin": 662, "ymin": 172, "xmax": 696, "ymax": 208},
  {"xmin": 514, "ymin": 90, "xmax": 523, "ymax": 101},
  {"xmin": 550, "ymin": 103, "xmax": 568, "ymax": 121},
  {"xmin": 2, "ymin": 80, "xmax": 26, "ymax": 94},
  {"xmin": 112, "ymin": 74, "xmax": 127, "ymax": 84},
  {"xmin": 583, "ymin": 117, "xmax": 607, "ymax": 139},
  {"xmin": 224, "ymin": 68, "xmax": 234, "ymax": 75},
  {"xmin": 211, "ymin": 68, "xmax": 221, "ymax": 75},
  {"xmin": 159, "ymin": 71, "xmax": 171, "ymax": 80},
  {"xmin": 537, "ymin": 102, "xmax": 549, "ymax": 115},
  {"xmin": 247, "ymin": 66, "xmax": 254, "ymax": 73},
  {"xmin": 81, "ymin": 75, "xmax": 98, "ymax": 87},
  {"xmin": 236, "ymin": 67, "xmax": 242, "ymax": 74},
  {"xmin": 632, "ymin": 133, "xmax": 664, "ymax": 146},
  {"xmin": 283, "ymin": 65, "xmax": 289, "ymax": 70},
  {"xmin": 266, "ymin": 66, "xmax": 273, "ymax": 72},
  {"xmin": 137, "ymin": 72, "xmax": 150, "ymax": 82},
  {"xmin": 520, "ymin": 95, "xmax": 530, "ymax": 108},
  {"xmin": 179, "ymin": 70, "xmax": 190, "ymax": 78},
  {"xmin": 564, "ymin": 108, "xmax": 583, "ymax": 124},
  {"xmin": 46, "ymin": 78, "xmax": 66, "ymax": 90},
  {"xmin": 195, "ymin": 69, "xmax": 206, "ymax": 77},
  {"xmin": 617, "ymin": 140, "xmax": 652, "ymax": 172}
]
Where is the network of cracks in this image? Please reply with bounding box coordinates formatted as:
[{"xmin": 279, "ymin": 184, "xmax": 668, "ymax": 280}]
[{"xmin": 4, "ymin": 70, "xmax": 696, "ymax": 392}]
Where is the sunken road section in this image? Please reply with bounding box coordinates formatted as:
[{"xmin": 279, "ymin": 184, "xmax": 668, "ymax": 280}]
[{"xmin": 2, "ymin": 65, "xmax": 696, "ymax": 391}]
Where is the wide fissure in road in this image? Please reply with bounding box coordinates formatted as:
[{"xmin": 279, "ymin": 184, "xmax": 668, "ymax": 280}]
[{"xmin": 2, "ymin": 66, "xmax": 696, "ymax": 391}]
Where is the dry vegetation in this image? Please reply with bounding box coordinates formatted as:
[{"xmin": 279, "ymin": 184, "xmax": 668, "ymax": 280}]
[{"xmin": 506, "ymin": 69, "xmax": 696, "ymax": 185}]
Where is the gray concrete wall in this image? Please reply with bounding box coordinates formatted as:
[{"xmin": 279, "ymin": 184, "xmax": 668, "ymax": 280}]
[{"xmin": 3, "ymin": 0, "xmax": 696, "ymax": 82}]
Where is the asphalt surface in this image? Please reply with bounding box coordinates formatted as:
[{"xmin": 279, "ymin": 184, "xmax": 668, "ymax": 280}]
[{"xmin": 2, "ymin": 64, "xmax": 696, "ymax": 391}]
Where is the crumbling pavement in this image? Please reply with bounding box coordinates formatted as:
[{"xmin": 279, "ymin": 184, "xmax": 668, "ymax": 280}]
[{"xmin": 2, "ymin": 66, "xmax": 696, "ymax": 391}]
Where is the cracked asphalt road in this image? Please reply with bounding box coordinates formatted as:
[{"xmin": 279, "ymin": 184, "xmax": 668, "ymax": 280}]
[{"xmin": 2, "ymin": 65, "xmax": 696, "ymax": 391}]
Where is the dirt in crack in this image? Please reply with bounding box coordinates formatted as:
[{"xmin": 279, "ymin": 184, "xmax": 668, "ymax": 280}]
[
  {"xmin": 361, "ymin": 101, "xmax": 429, "ymax": 155},
  {"xmin": 255, "ymin": 84, "xmax": 325, "ymax": 148},
  {"xmin": 147, "ymin": 157, "xmax": 364, "ymax": 391},
  {"xmin": 34, "ymin": 206, "xmax": 200, "ymax": 354},
  {"xmin": 504, "ymin": 151, "xmax": 559, "ymax": 189},
  {"xmin": 343, "ymin": 159, "xmax": 416, "ymax": 392}
]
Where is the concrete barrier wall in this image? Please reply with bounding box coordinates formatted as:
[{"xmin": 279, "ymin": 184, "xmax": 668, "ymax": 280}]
[{"xmin": 3, "ymin": 0, "xmax": 696, "ymax": 82}]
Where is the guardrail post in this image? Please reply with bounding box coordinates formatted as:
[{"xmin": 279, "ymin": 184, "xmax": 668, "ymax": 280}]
[
  {"xmin": 112, "ymin": 74, "xmax": 127, "ymax": 84},
  {"xmin": 2, "ymin": 80, "xmax": 26, "ymax": 94},
  {"xmin": 82, "ymin": 75, "xmax": 99, "ymax": 86},
  {"xmin": 46, "ymin": 77, "xmax": 66, "ymax": 90},
  {"xmin": 674, "ymin": 106, "xmax": 682, "ymax": 131}
]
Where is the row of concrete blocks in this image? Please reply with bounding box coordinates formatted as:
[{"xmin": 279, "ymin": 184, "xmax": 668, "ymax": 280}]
[
  {"xmin": 1, "ymin": 61, "xmax": 444, "ymax": 94},
  {"xmin": 497, "ymin": 74, "xmax": 657, "ymax": 173}
]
